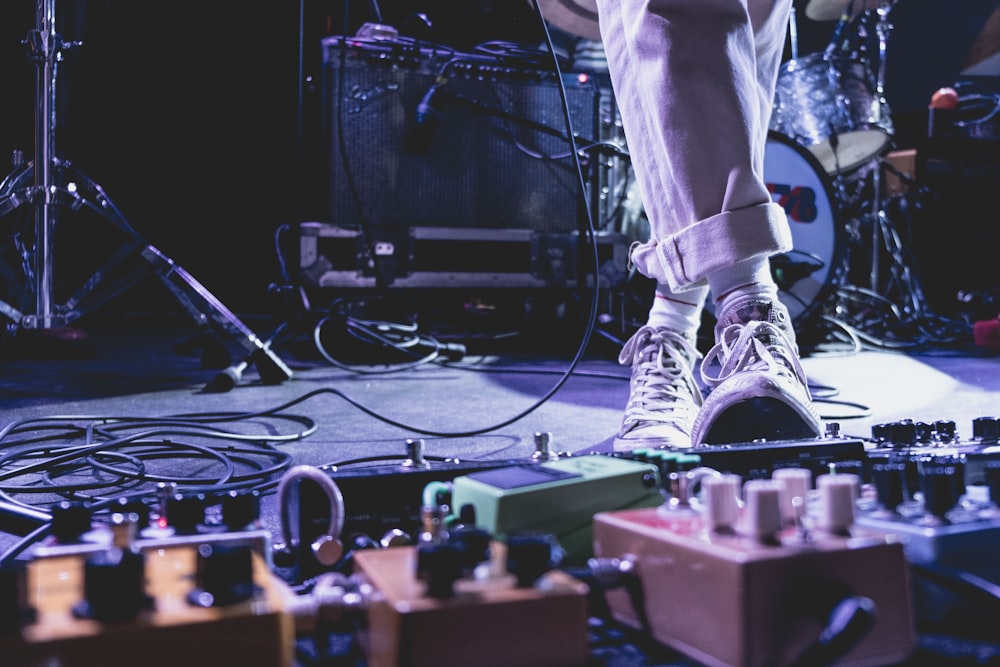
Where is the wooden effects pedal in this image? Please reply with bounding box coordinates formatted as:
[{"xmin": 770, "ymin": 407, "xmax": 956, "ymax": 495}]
[
  {"xmin": 593, "ymin": 471, "xmax": 917, "ymax": 667},
  {"xmin": 351, "ymin": 542, "xmax": 589, "ymax": 667}
]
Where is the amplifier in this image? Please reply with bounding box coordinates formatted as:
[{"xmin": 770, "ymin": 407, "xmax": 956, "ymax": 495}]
[
  {"xmin": 321, "ymin": 36, "xmax": 602, "ymax": 236},
  {"xmin": 911, "ymin": 137, "xmax": 1000, "ymax": 314}
]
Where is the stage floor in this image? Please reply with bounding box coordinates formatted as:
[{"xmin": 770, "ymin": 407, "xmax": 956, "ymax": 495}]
[{"xmin": 1, "ymin": 303, "xmax": 999, "ymax": 666}]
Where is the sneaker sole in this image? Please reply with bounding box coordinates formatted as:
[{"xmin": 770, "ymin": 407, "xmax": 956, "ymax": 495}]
[{"xmin": 696, "ymin": 397, "xmax": 821, "ymax": 445}]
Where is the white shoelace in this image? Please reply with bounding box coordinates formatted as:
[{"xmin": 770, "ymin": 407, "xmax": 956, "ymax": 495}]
[
  {"xmin": 619, "ymin": 327, "xmax": 702, "ymax": 427},
  {"xmin": 700, "ymin": 320, "xmax": 809, "ymax": 392}
]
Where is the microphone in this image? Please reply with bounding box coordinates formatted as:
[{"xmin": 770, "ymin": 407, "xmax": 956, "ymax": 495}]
[
  {"xmin": 207, "ymin": 360, "xmax": 249, "ymax": 393},
  {"xmin": 404, "ymin": 83, "xmax": 444, "ymax": 154}
]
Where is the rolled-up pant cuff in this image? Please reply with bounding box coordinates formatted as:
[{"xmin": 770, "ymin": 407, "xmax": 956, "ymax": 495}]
[{"xmin": 629, "ymin": 201, "xmax": 793, "ymax": 293}]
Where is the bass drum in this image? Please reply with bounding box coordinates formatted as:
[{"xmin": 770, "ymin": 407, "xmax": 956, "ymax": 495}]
[{"xmin": 763, "ymin": 131, "xmax": 845, "ymax": 334}]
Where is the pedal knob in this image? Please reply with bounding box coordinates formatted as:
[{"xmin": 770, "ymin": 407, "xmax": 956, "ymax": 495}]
[
  {"xmin": 505, "ymin": 533, "xmax": 555, "ymax": 587},
  {"xmin": 167, "ymin": 492, "xmax": 206, "ymax": 534},
  {"xmin": 972, "ymin": 416, "xmax": 999, "ymax": 442},
  {"xmin": 934, "ymin": 419, "xmax": 957, "ymax": 443},
  {"xmin": 51, "ymin": 500, "xmax": 93, "ymax": 543},
  {"xmin": 222, "ymin": 489, "xmax": 261, "ymax": 530},
  {"xmin": 772, "ymin": 468, "xmax": 813, "ymax": 524},
  {"xmin": 871, "ymin": 422, "xmax": 890, "ymax": 444},
  {"xmin": 188, "ymin": 543, "xmax": 260, "ymax": 607},
  {"xmin": 380, "ymin": 528, "xmax": 411, "ymax": 548},
  {"xmin": 75, "ymin": 549, "xmax": 151, "ymax": 622},
  {"xmin": 743, "ymin": 480, "xmax": 784, "ymax": 542},
  {"xmin": 449, "ymin": 526, "xmax": 492, "ymax": 574},
  {"xmin": 816, "ymin": 474, "xmax": 859, "ymax": 534},
  {"xmin": 914, "ymin": 421, "xmax": 935, "ymax": 444},
  {"xmin": 702, "ymin": 474, "xmax": 741, "ymax": 533},
  {"xmin": 887, "ymin": 420, "xmax": 917, "ymax": 448},
  {"xmin": 416, "ymin": 543, "xmax": 463, "ymax": 599},
  {"xmin": 311, "ymin": 534, "xmax": 344, "ymax": 567},
  {"xmin": 531, "ymin": 431, "xmax": 557, "ymax": 461}
]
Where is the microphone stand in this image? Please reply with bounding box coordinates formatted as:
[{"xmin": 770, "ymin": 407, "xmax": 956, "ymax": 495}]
[{"xmin": 0, "ymin": 0, "xmax": 292, "ymax": 382}]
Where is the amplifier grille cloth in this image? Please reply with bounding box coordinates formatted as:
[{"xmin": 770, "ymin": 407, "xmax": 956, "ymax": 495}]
[{"xmin": 323, "ymin": 38, "xmax": 601, "ymax": 234}]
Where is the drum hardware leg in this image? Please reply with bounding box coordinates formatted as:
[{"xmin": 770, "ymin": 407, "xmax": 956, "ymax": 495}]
[
  {"xmin": 865, "ymin": 160, "xmax": 931, "ymax": 320},
  {"xmin": 0, "ymin": 0, "xmax": 292, "ymax": 382},
  {"xmin": 829, "ymin": 156, "xmax": 970, "ymax": 348},
  {"xmin": 868, "ymin": 157, "xmax": 882, "ymax": 294}
]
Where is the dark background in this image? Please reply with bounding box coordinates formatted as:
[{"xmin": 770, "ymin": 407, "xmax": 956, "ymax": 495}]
[{"xmin": 0, "ymin": 0, "xmax": 997, "ymax": 317}]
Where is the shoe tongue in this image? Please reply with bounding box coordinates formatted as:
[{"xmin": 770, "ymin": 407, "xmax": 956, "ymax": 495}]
[
  {"xmin": 717, "ymin": 299, "xmax": 784, "ymax": 347},
  {"xmin": 721, "ymin": 299, "xmax": 773, "ymax": 326}
]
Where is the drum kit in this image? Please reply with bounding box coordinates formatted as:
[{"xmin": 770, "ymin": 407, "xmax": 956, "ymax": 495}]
[{"xmin": 539, "ymin": 0, "xmax": 940, "ymax": 344}]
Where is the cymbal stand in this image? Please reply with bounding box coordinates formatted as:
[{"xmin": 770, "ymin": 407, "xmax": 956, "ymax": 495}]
[
  {"xmin": 787, "ymin": 2, "xmax": 799, "ymax": 60},
  {"xmin": 864, "ymin": 2, "xmax": 930, "ymax": 320},
  {"xmin": 865, "ymin": 0, "xmax": 894, "ymax": 295},
  {"xmin": 0, "ymin": 0, "xmax": 292, "ymax": 382}
]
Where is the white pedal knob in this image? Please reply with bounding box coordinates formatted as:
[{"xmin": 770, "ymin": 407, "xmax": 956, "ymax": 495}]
[
  {"xmin": 816, "ymin": 473, "xmax": 859, "ymax": 534},
  {"xmin": 702, "ymin": 474, "xmax": 741, "ymax": 533},
  {"xmin": 772, "ymin": 467, "xmax": 812, "ymax": 524},
  {"xmin": 743, "ymin": 480, "xmax": 784, "ymax": 542}
]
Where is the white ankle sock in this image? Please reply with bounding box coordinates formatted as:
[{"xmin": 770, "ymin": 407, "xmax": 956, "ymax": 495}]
[
  {"xmin": 707, "ymin": 257, "xmax": 778, "ymax": 314},
  {"xmin": 646, "ymin": 284, "xmax": 709, "ymax": 339}
]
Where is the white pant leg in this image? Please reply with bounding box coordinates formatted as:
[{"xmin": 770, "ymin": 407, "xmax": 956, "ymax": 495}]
[{"xmin": 596, "ymin": 0, "xmax": 795, "ymax": 292}]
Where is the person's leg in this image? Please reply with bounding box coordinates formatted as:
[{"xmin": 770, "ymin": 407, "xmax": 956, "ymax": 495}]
[
  {"xmin": 597, "ymin": 0, "xmax": 821, "ymax": 446},
  {"xmin": 597, "ymin": 0, "xmax": 794, "ymax": 290},
  {"xmin": 692, "ymin": 0, "xmax": 821, "ymax": 444}
]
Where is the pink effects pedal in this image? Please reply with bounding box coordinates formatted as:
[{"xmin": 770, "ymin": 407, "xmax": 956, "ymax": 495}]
[{"xmin": 593, "ymin": 472, "xmax": 917, "ymax": 667}]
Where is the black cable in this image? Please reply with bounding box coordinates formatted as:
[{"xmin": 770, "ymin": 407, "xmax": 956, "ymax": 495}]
[
  {"xmin": 0, "ymin": 403, "xmax": 317, "ymax": 524},
  {"xmin": 0, "ymin": 430, "xmax": 293, "ymax": 493},
  {"xmin": 909, "ymin": 561, "xmax": 1000, "ymax": 612},
  {"xmin": 311, "ymin": 314, "xmax": 444, "ymax": 374}
]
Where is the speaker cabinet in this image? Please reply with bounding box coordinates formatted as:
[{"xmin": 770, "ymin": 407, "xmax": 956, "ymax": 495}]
[
  {"xmin": 912, "ymin": 137, "xmax": 1000, "ymax": 315},
  {"xmin": 321, "ymin": 36, "xmax": 602, "ymax": 235}
]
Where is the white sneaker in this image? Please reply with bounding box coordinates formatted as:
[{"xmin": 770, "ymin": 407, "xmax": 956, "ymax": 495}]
[
  {"xmin": 614, "ymin": 325, "xmax": 702, "ymax": 451},
  {"xmin": 691, "ymin": 296, "xmax": 822, "ymax": 445}
]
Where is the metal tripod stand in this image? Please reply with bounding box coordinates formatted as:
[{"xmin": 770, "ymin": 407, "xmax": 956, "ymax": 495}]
[{"xmin": 0, "ymin": 0, "xmax": 292, "ymax": 383}]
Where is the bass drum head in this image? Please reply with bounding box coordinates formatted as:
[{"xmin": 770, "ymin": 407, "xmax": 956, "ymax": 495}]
[{"xmin": 764, "ymin": 131, "xmax": 845, "ymax": 338}]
